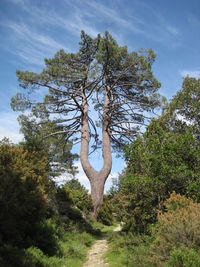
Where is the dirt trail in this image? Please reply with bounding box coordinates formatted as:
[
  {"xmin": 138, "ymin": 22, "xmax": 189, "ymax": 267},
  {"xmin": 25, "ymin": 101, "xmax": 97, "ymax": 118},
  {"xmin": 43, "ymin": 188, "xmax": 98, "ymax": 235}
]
[{"xmin": 83, "ymin": 224, "xmax": 121, "ymax": 267}]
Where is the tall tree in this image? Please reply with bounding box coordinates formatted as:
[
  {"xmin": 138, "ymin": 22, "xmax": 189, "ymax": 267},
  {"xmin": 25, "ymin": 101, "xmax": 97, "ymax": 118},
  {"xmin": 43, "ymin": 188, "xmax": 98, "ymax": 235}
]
[
  {"xmin": 11, "ymin": 31, "xmax": 161, "ymax": 214},
  {"xmin": 162, "ymin": 76, "xmax": 200, "ymax": 137}
]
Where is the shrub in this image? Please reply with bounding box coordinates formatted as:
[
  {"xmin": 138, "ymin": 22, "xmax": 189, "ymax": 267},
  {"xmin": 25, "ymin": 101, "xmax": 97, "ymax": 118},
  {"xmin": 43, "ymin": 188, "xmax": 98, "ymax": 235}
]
[
  {"xmin": 117, "ymin": 175, "xmax": 157, "ymax": 233},
  {"xmin": 25, "ymin": 246, "xmax": 65, "ymax": 267},
  {"xmin": 152, "ymin": 192, "xmax": 200, "ymax": 264},
  {"xmin": 63, "ymin": 179, "xmax": 92, "ymax": 214},
  {"xmin": 34, "ymin": 218, "xmax": 61, "ymax": 256},
  {"xmin": 0, "ymin": 245, "xmax": 26, "ymax": 267},
  {"xmin": 0, "ymin": 140, "xmax": 50, "ymax": 248},
  {"xmin": 97, "ymin": 196, "xmax": 113, "ymax": 226},
  {"xmin": 165, "ymin": 246, "xmax": 200, "ymax": 267}
]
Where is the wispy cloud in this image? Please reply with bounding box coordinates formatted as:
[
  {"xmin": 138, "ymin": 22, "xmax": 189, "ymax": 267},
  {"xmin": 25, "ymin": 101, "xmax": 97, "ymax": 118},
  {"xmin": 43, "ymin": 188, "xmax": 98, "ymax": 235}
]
[
  {"xmin": 188, "ymin": 14, "xmax": 200, "ymax": 27},
  {"xmin": 9, "ymin": 0, "xmax": 99, "ymax": 37},
  {"xmin": 2, "ymin": 21, "xmax": 69, "ymax": 67},
  {"xmin": 180, "ymin": 70, "xmax": 200, "ymax": 78},
  {"xmin": 7, "ymin": 0, "xmax": 180, "ymax": 47},
  {"xmin": 167, "ymin": 25, "xmax": 179, "ymax": 36}
]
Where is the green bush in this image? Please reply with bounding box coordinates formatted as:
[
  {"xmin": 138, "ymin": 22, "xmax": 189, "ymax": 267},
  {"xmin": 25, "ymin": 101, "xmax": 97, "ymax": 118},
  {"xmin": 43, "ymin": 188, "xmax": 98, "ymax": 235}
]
[
  {"xmin": 165, "ymin": 246, "xmax": 200, "ymax": 267},
  {"xmin": 97, "ymin": 196, "xmax": 113, "ymax": 226},
  {"xmin": 0, "ymin": 245, "xmax": 27, "ymax": 267},
  {"xmin": 117, "ymin": 175, "xmax": 157, "ymax": 233},
  {"xmin": 0, "ymin": 141, "xmax": 52, "ymax": 249},
  {"xmin": 106, "ymin": 232, "xmax": 153, "ymax": 267},
  {"xmin": 34, "ymin": 218, "xmax": 61, "ymax": 256},
  {"xmin": 152, "ymin": 192, "xmax": 200, "ymax": 265},
  {"xmin": 62, "ymin": 179, "xmax": 92, "ymax": 214},
  {"xmin": 25, "ymin": 246, "xmax": 65, "ymax": 267}
]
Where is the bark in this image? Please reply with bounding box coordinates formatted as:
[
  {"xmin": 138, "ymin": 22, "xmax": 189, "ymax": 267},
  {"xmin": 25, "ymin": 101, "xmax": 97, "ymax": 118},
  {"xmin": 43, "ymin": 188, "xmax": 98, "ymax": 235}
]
[{"xmin": 80, "ymin": 84, "xmax": 112, "ymax": 216}]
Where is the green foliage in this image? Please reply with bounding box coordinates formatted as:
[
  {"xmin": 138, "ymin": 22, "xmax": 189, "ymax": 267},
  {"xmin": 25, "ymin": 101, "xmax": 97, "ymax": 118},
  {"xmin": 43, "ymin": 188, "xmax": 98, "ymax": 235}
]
[
  {"xmin": 0, "ymin": 227, "xmax": 97, "ymax": 267},
  {"xmin": 165, "ymin": 76, "xmax": 200, "ymax": 137},
  {"xmin": 117, "ymin": 116, "xmax": 200, "ymax": 233},
  {"xmin": 165, "ymin": 246, "xmax": 200, "ymax": 267},
  {"xmin": 55, "ymin": 185, "xmax": 91, "ymax": 232},
  {"xmin": 24, "ymin": 246, "xmax": 65, "ymax": 267},
  {"xmin": 62, "ymin": 178, "xmax": 92, "ymax": 213},
  {"xmin": 18, "ymin": 115, "xmax": 78, "ymax": 178},
  {"xmin": 33, "ymin": 218, "xmax": 61, "ymax": 256},
  {"xmin": 11, "ymin": 31, "xmax": 161, "ymax": 153},
  {"xmin": 0, "ymin": 139, "xmax": 98, "ymax": 266},
  {"xmin": 106, "ymin": 232, "xmax": 153, "ymax": 267},
  {"xmin": 107, "ymin": 76, "xmax": 200, "ymax": 266},
  {"xmin": 117, "ymin": 175, "xmax": 157, "ymax": 233},
  {"xmin": 97, "ymin": 196, "xmax": 113, "ymax": 226},
  {"xmin": 0, "ymin": 139, "xmax": 50, "ymax": 248},
  {"xmin": 152, "ymin": 192, "xmax": 200, "ymax": 265}
]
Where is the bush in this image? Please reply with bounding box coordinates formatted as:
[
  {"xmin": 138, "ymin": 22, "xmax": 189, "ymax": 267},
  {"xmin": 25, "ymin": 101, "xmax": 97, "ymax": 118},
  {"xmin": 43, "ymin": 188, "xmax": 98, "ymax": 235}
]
[
  {"xmin": 117, "ymin": 175, "xmax": 157, "ymax": 233},
  {"xmin": 0, "ymin": 140, "xmax": 50, "ymax": 248},
  {"xmin": 0, "ymin": 245, "xmax": 27, "ymax": 267},
  {"xmin": 63, "ymin": 179, "xmax": 92, "ymax": 214},
  {"xmin": 25, "ymin": 246, "xmax": 65, "ymax": 267},
  {"xmin": 106, "ymin": 232, "xmax": 153, "ymax": 267},
  {"xmin": 34, "ymin": 218, "xmax": 61, "ymax": 256},
  {"xmin": 97, "ymin": 196, "xmax": 113, "ymax": 226},
  {"xmin": 152, "ymin": 192, "xmax": 200, "ymax": 264},
  {"xmin": 165, "ymin": 246, "xmax": 200, "ymax": 267}
]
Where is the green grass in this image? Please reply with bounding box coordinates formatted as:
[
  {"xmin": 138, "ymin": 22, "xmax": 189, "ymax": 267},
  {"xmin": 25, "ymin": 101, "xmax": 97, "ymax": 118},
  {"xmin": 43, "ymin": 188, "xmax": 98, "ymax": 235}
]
[
  {"xmin": 106, "ymin": 247, "xmax": 129, "ymax": 267},
  {"xmin": 61, "ymin": 221, "xmax": 119, "ymax": 267},
  {"xmin": 0, "ymin": 220, "xmax": 119, "ymax": 267},
  {"xmin": 57, "ymin": 221, "xmax": 117, "ymax": 267},
  {"xmin": 105, "ymin": 232, "xmax": 153, "ymax": 267},
  {"xmin": 59, "ymin": 231, "xmax": 97, "ymax": 267},
  {"xmin": 91, "ymin": 220, "xmax": 119, "ymax": 236},
  {"xmin": 0, "ymin": 231, "xmax": 97, "ymax": 267}
]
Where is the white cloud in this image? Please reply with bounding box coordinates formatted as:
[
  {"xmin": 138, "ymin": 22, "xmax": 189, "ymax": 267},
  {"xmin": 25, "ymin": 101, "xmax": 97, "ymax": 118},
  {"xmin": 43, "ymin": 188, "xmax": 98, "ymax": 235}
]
[
  {"xmin": 6, "ymin": 0, "xmax": 180, "ymax": 48},
  {"xmin": 167, "ymin": 25, "xmax": 179, "ymax": 36},
  {"xmin": 3, "ymin": 21, "xmax": 68, "ymax": 67},
  {"xmin": 8, "ymin": 0, "xmax": 99, "ymax": 38},
  {"xmin": 0, "ymin": 112, "xmax": 23, "ymax": 143},
  {"xmin": 176, "ymin": 113, "xmax": 192, "ymax": 126},
  {"xmin": 180, "ymin": 70, "xmax": 200, "ymax": 78},
  {"xmin": 73, "ymin": 161, "xmax": 119, "ymax": 192},
  {"xmin": 188, "ymin": 14, "xmax": 200, "ymax": 27},
  {"xmin": 74, "ymin": 161, "xmax": 90, "ymax": 190},
  {"xmin": 52, "ymin": 171, "xmax": 74, "ymax": 187}
]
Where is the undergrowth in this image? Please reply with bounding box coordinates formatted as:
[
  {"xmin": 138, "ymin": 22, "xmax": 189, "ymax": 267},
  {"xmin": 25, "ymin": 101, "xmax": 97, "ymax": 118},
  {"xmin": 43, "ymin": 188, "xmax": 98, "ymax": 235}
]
[{"xmin": 0, "ymin": 230, "xmax": 97, "ymax": 267}]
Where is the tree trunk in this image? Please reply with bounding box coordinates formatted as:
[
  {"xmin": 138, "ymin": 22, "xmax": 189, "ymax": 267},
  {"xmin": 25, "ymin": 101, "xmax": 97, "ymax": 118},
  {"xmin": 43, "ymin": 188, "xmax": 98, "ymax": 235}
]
[{"xmin": 80, "ymin": 84, "xmax": 112, "ymax": 216}]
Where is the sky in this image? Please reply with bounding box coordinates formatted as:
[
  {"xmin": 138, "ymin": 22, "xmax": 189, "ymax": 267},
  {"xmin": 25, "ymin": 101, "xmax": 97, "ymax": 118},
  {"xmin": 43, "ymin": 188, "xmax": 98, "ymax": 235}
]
[{"xmin": 0, "ymin": 0, "xmax": 200, "ymax": 191}]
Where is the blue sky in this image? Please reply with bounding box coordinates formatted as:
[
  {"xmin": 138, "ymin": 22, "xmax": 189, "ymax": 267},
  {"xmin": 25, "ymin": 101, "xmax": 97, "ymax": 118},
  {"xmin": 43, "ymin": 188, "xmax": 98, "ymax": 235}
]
[{"xmin": 0, "ymin": 0, "xmax": 200, "ymax": 190}]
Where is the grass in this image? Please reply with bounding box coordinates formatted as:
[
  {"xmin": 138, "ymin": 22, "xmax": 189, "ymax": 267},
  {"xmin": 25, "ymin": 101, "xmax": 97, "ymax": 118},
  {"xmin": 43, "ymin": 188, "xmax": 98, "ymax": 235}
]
[
  {"xmin": 0, "ymin": 220, "xmax": 119, "ymax": 267},
  {"xmin": 91, "ymin": 221, "xmax": 119, "ymax": 236},
  {"xmin": 57, "ymin": 221, "xmax": 118, "ymax": 267},
  {"xmin": 105, "ymin": 231, "xmax": 153, "ymax": 267},
  {"xmin": 59, "ymin": 231, "xmax": 97, "ymax": 267},
  {"xmin": 0, "ymin": 230, "xmax": 98, "ymax": 267},
  {"xmin": 61, "ymin": 221, "xmax": 119, "ymax": 267}
]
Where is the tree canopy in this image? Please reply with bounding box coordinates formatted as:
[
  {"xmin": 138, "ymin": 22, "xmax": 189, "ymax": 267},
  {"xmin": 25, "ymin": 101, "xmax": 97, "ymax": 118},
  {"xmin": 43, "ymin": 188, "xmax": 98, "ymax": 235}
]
[
  {"xmin": 11, "ymin": 31, "xmax": 161, "ymax": 149},
  {"xmin": 11, "ymin": 31, "xmax": 162, "ymax": 213}
]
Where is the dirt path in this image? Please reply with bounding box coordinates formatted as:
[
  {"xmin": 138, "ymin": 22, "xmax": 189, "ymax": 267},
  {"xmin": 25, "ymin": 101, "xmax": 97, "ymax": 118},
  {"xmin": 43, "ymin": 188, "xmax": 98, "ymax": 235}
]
[{"xmin": 83, "ymin": 224, "xmax": 121, "ymax": 267}]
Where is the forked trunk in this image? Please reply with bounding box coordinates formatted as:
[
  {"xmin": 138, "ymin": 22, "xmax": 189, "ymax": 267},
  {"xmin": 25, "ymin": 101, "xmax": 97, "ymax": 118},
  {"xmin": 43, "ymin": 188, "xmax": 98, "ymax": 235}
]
[
  {"xmin": 80, "ymin": 84, "xmax": 112, "ymax": 216},
  {"xmin": 90, "ymin": 175, "xmax": 106, "ymax": 215}
]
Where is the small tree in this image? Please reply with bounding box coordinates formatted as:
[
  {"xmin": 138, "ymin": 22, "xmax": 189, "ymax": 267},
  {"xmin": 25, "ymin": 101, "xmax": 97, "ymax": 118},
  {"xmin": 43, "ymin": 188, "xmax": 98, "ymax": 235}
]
[
  {"xmin": 0, "ymin": 139, "xmax": 50, "ymax": 247},
  {"xmin": 11, "ymin": 31, "xmax": 161, "ymax": 215}
]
